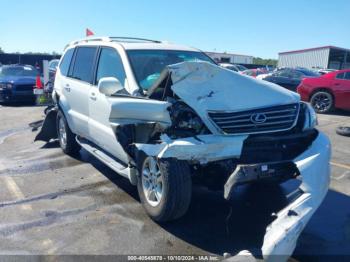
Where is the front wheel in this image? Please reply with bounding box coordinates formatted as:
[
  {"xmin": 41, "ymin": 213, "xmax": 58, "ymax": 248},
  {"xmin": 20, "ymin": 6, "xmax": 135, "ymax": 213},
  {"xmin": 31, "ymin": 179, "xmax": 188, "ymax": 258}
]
[
  {"xmin": 56, "ymin": 110, "xmax": 81, "ymax": 155},
  {"xmin": 310, "ymin": 91, "xmax": 334, "ymax": 113},
  {"xmin": 137, "ymin": 157, "xmax": 192, "ymax": 222}
]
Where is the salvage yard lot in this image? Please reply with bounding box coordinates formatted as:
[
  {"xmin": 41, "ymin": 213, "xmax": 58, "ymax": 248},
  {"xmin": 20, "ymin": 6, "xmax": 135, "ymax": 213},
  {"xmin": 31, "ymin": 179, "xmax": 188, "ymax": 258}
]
[{"xmin": 0, "ymin": 104, "xmax": 349, "ymax": 260}]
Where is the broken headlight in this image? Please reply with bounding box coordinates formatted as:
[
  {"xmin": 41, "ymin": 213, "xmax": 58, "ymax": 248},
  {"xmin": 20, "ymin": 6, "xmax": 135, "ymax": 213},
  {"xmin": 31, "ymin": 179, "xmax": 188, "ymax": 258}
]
[
  {"xmin": 302, "ymin": 102, "xmax": 318, "ymax": 131},
  {"xmin": 168, "ymin": 102, "xmax": 208, "ymax": 138}
]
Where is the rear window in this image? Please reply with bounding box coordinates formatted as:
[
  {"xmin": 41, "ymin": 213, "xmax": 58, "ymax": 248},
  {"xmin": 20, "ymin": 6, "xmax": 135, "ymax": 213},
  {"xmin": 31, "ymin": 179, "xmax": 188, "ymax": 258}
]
[
  {"xmin": 0, "ymin": 66, "xmax": 38, "ymax": 77},
  {"xmin": 59, "ymin": 48, "xmax": 74, "ymax": 76},
  {"xmin": 71, "ymin": 47, "xmax": 97, "ymax": 83},
  {"xmin": 298, "ymin": 69, "xmax": 320, "ymax": 77}
]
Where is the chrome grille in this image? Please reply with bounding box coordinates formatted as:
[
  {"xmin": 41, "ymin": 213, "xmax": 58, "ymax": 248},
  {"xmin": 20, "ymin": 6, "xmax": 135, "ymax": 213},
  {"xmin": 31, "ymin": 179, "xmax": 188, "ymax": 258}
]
[{"xmin": 208, "ymin": 103, "xmax": 300, "ymax": 135}]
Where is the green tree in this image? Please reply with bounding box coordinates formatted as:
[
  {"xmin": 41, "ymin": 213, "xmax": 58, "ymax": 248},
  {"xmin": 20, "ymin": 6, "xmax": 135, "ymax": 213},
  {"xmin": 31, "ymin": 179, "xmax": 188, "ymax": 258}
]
[
  {"xmin": 253, "ymin": 57, "xmax": 277, "ymax": 66},
  {"xmin": 0, "ymin": 47, "xmax": 4, "ymax": 54}
]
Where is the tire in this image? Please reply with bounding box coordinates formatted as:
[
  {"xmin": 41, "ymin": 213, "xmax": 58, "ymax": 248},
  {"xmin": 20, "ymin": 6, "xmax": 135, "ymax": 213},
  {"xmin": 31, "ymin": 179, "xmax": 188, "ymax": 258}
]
[
  {"xmin": 310, "ymin": 91, "xmax": 334, "ymax": 114},
  {"xmin": 56, "ymin": 110, "xmax": 81, "ymax": 155},
  {"xmin": 137, "ymin": 156, "xmax": 192, "ymax": 222},
  {"xmin": 336, "ymin": 126, "xmax": 350, "ymax": 137}
]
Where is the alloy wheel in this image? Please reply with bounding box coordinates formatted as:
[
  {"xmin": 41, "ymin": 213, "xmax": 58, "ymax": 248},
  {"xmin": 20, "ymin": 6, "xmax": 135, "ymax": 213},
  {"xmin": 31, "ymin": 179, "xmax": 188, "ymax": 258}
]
[{"xmin": 141, "ymin": 157, "xmax": 164, "ymax": 207}]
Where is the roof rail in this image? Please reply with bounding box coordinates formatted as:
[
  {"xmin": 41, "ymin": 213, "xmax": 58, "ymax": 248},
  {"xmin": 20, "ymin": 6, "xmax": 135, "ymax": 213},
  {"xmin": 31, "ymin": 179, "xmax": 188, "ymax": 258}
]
[
  {"xmin": 65, "ymin": 36, "xmax": 162, "ymax": 50},
  {"xmin": 70, "ymin": 36, "xmax": 162, "ymax": 45},
  {"xmin": 69, "ymin": 37, "xmax": 111, "ymax": 46},
  {"xmin": 109, "ymin": 37, "xmax": 161, "ymax": 43}
]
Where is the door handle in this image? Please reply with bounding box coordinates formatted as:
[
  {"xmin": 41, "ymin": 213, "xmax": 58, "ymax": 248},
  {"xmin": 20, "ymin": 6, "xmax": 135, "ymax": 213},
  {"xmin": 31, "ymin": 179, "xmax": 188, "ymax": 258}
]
[
  {"xmin": 64, "ymin": 84, "xmax": 71, "ymax": 92},
  {"xmin": 334, "ymin": 83, "xmax": 341, "ymax": 86},
  {"xmin": 90, "ymin": 93, "xmax": 97, "ymax": 101}
]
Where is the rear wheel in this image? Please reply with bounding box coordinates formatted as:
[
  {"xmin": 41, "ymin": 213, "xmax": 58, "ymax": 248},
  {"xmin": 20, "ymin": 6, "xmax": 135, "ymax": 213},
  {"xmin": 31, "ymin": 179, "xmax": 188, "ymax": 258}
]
[
  {"xmin": 310, "ymin": 91, "xmax": 334, "ymax": 113},
  {"xmin": 137, "ymin": 156, "xmax": 192, "ymax": 222},
  {"xmin": 56, "ymin": 110, "xmax": 81, "ymax": 155}
]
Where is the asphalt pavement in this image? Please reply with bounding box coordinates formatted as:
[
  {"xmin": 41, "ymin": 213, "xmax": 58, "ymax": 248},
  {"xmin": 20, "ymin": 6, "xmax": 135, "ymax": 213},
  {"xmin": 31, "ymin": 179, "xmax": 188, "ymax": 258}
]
[{"xmin": 0, "ymin": 104, "xmax": 349, "ymax": 261}]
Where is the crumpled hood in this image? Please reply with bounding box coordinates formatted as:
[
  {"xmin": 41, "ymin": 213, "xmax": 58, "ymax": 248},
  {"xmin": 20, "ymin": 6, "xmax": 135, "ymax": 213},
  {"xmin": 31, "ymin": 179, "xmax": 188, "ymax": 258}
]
[{"xmin": 168, "ymin": 61, "xmax": 300, "ymax": 113}]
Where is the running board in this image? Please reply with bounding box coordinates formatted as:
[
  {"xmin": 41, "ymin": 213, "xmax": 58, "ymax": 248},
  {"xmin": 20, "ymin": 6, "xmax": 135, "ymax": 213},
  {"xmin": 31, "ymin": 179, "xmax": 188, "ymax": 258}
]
[{"xmin": 76, "ymin": 136, "xmax": 137, "ymax": 184}]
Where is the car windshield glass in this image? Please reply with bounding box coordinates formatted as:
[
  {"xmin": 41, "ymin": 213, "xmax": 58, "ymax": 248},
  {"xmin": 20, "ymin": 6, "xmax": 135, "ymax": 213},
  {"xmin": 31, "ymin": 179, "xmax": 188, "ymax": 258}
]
[
  {"xmin": 0, "ymin": 66, "xmax": 38, "ymax": 77},
  {"xmin": 127, "ymin": 50, "xmax": 214, "ymax": 90},
  {"xmin": 236, "ymin": 65, "xmax": 247, "ymax": 71},
  {"xmin": 298, "ymin": 69, "xmax": 320, "ymax": 77}
]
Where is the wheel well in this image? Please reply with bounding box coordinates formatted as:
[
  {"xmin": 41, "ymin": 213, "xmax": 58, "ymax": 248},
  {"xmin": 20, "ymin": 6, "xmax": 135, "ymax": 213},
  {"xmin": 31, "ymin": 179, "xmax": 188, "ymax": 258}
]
[{"xmin": 309, "ymin": 88, "xmax": 334, "ymax": 102}]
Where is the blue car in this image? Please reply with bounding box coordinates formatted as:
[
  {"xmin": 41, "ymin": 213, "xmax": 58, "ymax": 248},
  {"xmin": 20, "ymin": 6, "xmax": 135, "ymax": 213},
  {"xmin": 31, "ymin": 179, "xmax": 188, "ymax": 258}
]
[{"xmin": 0, "ymin": 64, "xmax": 38, "ymax": 103}]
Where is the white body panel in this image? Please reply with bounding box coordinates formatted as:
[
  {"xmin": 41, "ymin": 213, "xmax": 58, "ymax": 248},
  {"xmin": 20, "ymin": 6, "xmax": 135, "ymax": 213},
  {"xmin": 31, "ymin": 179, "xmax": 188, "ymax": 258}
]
[{"xmin": 52, "ymin": 38, "xmax": 331, "ymax": 261}]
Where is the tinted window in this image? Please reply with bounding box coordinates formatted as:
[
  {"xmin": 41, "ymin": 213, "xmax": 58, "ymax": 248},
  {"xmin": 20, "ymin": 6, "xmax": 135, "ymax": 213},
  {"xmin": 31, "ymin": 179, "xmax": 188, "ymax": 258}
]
[
  {"xmin": 59, "ymin": 48, "xmax": 74, "ymax": 76},
  {"xmin": 71, "ymin": 47, "xmax": 97, "ymax": 83},
  {"xmin": 336, "ymin": 72, "xmax": 345, "ymax": 79},
  {"xmin": 290, "ymin": 70, "xmax": 303, "ymax": 79},
  {"xmin": 49, "ymin": 60, "xmax": 59, "ymax": 70},
  {"xmin": 275, "ymin": 69, "xmax": 290, "ymax": 77},
  {"xmin": 0, "ymin": 65, "xmax": 38, "ymax": 77},
  {"xmin": 96, "ymin": 48, "xmax": 126, "ymax": 86},
  {"xmin": 226, "ymin": 66, "xmax": 238, "ymax": 72},
  {"xmin": 345, "ymin": 72, "xmax": 350, "ymax": 80}
]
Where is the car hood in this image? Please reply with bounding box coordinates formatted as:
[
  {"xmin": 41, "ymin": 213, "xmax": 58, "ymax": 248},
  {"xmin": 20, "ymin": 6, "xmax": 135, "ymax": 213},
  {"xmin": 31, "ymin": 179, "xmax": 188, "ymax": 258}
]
[
  {"xmin": 0, "ymin": 75, "xmax": 36, "ymax": 84},
  {"xmin": 165, "ymin": 61, "xmax": 300, "ymax": 113}
]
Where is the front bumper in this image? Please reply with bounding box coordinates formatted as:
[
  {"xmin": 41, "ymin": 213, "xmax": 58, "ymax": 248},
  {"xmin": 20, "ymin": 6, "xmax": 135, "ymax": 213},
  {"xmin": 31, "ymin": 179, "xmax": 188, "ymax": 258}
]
[
  {"xmin": 136, "ymin": 131, "xmax": 331, "ymax": 260},
  {"xmin": 261, "ymin": 131, "xmax": 331, "ymax": 261},
  {"xmin": 0, "ymin": 89, "xmax": 35, "ymax": 102}
]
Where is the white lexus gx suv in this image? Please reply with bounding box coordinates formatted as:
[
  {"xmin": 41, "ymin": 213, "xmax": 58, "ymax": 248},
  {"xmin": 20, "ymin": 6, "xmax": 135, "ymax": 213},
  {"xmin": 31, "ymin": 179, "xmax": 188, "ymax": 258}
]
[{"xmin": 37, "ymin": 36, "xmax": 330, "ymax": 258}]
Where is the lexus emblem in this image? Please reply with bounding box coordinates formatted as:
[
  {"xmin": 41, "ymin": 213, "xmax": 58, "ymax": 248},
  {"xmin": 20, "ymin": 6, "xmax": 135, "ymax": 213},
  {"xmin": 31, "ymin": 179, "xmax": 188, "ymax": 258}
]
[{"xmin": 250, "ymin": 113, "xmax": 267, "ymax": 124}]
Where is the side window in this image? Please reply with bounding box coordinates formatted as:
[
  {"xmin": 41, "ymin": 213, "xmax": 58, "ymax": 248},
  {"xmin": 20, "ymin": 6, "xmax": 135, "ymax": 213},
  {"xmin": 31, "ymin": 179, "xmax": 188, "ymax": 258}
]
[
  {"xmin": 336, "ymin": 72, "xmax": 345, "ymax": 79},
  {"xmin": 345, "ymin": 72, "xmax": 350, "ymax": 80},
  {"xmin": 96, "ymin": 48, "xmax": 126, "ymax": 86},
  {"xmin": 71, "ymin": 47, "xmax": 97, "ymax": 83},
  {"xmin": 59, "ymin": 48, "xmax": 74, "ymax": 76},
  {"xmin": 275, "ymin": 70, "xmax": 289, "ymax": 77},
  {"xmin": 290, "ymin": 71, "xmax": 303, "ymax": 79}
]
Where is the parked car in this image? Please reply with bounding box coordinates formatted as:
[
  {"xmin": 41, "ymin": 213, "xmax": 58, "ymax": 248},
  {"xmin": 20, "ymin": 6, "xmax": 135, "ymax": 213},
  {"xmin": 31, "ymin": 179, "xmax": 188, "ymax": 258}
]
[
  {"xmin": 219, "ymin": 63, "xmax": 247, "ymax": 72},
  {"xmin": 241, "ymin": 68, "xmax": 267, "ymax": 78},
  {"xmin": 317, "ymin": 68, "xmax": 336, "ymax": 75},
  {"xmin": 46, "ymin": 59, "xmax": 60, "ymax": 93},
  {"xmin": 263, "ymin": 68, "xmax": 320, "ymax": 92},
  {"xmin": 36, "ymin": 37, "xmax": 330, "ymax": 259},
  {"xmin": 297, "ymin": 69, "xmax": 350, "ymax": 113},
  {"xmin": 0, "ymin": 64, "xmax": 38, "ymax": 103}
]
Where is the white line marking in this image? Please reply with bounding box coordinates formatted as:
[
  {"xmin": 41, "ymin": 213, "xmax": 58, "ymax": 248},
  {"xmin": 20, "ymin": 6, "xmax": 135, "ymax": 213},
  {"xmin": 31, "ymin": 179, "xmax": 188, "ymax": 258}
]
[
  {"xmin": 3, "ymin": 176, "xmax": 32, "ymax": 211},
  {"xmin": 330, "ymin": 161, "xmax": 350, "ymax": 170},
  {"xmin": 332, "ymin": 170, "xmax": 350, "ymax": 181}
]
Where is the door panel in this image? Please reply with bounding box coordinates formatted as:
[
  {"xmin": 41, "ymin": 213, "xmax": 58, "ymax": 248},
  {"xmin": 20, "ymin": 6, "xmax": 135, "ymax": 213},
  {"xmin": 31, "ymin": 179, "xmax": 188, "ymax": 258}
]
[
  {"xmin": 333, "ymin": 75, "xmax": 350, "ymax": 109},
  {"xmin": 88, "ymin": 89, "xmax": 130, "ymax": 163},
  {"xmin": 88, "ymin": 47, "xmax": 130, "ymax": 163},
  {"xmin": 64, "ymin": 78, "xmax": 91, "ymax": 136},
  {"xmin": 65, "ymin": 46, "xmax": 97, "ymax": 137}
]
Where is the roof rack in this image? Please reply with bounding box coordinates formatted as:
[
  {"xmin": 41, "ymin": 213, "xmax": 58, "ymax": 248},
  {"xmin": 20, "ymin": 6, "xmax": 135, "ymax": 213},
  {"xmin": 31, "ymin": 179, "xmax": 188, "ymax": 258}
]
[
  {"xmin": 68, "ymin": 36, "xmax": 162, "ymax": 47},
  {"xmin": 69, "ymin": 37, "xmax": 111, "ymax": 46},
  {"xmin": 109, "ymin": 37, "xmax": 161, "ymax": 43}
]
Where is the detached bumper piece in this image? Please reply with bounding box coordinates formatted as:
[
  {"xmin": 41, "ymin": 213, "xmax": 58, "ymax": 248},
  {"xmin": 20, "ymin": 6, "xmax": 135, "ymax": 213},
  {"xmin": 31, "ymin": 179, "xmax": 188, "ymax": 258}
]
[{"xmin": 224, "ymin": 162, "xmax": 299, "ymax": 199}]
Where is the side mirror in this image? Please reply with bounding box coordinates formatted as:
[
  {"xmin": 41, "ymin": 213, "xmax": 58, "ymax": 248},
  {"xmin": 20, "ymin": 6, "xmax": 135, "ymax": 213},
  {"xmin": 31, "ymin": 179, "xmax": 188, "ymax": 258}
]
[{"xmin": 98, "ymin": 77, "xmax": 124, "ymax": 96}]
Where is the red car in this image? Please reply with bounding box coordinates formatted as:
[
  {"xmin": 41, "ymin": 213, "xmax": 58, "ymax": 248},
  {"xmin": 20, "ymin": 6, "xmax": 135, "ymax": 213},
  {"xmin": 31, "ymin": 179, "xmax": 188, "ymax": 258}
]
[
  {"xmin": 297, "ymin": 69, "xmax": 350, "ymax": 113},
  {"xmin": 241, "ymin": 68, "xmax": 268, "ymax": 78}
]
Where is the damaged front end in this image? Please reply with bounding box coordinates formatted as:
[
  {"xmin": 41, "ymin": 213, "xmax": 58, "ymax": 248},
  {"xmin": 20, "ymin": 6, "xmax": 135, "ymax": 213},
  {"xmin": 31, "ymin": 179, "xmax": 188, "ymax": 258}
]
[{"xmin": 129, "ymin": 62, "xmax": 330, "ymax": 260}]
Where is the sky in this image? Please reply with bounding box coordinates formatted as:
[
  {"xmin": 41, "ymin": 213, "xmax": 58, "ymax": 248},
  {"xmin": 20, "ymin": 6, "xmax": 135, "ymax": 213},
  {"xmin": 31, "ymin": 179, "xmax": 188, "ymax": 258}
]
[{"xmin": 0, "ymin": 0, "xmax": 349, "ymax": 59}]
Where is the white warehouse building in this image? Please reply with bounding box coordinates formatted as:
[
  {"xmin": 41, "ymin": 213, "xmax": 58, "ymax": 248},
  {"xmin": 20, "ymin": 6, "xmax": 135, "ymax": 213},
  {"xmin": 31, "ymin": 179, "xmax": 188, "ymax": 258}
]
[
  {"xmin": 206, "ymin": 51, "xmax": 253, "ymax": 64},
  {"xmin": 278, "ymin": 46, "xmax": 350, "ymax": 70}
]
